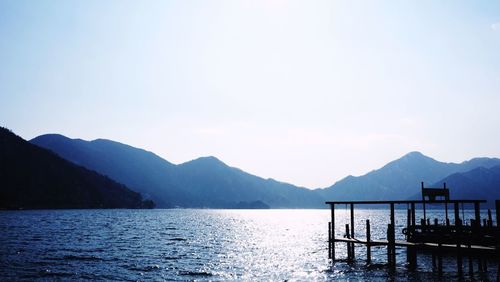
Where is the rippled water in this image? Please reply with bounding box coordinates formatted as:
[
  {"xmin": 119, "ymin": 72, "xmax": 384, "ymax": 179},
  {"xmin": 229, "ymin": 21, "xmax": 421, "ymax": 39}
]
[{"xmin": 0, "ymin": 209, "xmax": 497, "ymax": 281}]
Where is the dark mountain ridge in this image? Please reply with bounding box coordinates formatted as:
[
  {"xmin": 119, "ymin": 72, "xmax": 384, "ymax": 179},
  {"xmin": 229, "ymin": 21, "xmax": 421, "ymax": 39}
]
[
  {"xmin": 0, "ymin": 127, "xmax": 153, "ymax": 209},
  {"xmin": 32, "ymin": 134, "xmax": 324, "ymax": 208},
  {"xmin": 31, "ymin": 133, "xmax": 500, "ymax": 207}
]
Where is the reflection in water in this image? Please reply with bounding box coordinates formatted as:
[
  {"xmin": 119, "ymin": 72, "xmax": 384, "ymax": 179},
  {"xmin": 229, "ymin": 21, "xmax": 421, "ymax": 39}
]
[{"xmin": 0, "ymin": 209, "xmax": 497, "ymax": 280}]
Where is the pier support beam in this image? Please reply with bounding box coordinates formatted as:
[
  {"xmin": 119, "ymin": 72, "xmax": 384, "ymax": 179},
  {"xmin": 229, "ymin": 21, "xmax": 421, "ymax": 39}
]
[
  {"xmin": 366, "ymin": 219, "xmax": 371, "ymax": 264},
  {"xmin": 345, "ymin": 224, "xmax": 352, "ymax": 262},
  {"xmin": 330, "ymin": 204, "xmax": 335, "ymax": 261},
  {"xmin": 388, "ymin": 203, "xmax": 396, "ymax": 270},
  {"xmin": 350, "ymin": 204, "xmax": 355, "ymax": 260},
  {"xmin": 328, "ymin": 222, "xmax": 332, "ymax": 259},
  {"xmin": 474, "ymin": 202, "xmax": 481, "ymax": 227}
]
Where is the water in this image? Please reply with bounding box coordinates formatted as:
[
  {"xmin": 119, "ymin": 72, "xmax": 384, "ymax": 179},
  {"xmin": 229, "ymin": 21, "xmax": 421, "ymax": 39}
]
[{"xmin": 0, "ymin": 209, "xmax": 497, "ymax": 281}]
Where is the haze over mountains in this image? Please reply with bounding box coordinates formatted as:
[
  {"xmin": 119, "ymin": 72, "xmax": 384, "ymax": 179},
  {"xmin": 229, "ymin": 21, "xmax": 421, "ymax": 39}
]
[{"xmin": 31, "ymin": 133, "xmax": 500, "ymax": 208}]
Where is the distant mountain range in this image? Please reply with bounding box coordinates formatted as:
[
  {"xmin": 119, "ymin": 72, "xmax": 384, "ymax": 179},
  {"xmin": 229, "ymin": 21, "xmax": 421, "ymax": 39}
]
[
  {"xmin": 30, "ymin": 133, "xmax": 500, "ymax": 208},
  {"xmin": 317, "ymin": 151, "xmax": 500, "ymax": 204},
  {"xmin": 433, "ymin": 165, "xmax": 500, "ymax": 203},
  {"xmin": 0, "ymin": 127, "xmax": 153, "ymax": 209},
  {"xmin": 31, "ymin": 134, "xmax": 323, "ymax": 208}
]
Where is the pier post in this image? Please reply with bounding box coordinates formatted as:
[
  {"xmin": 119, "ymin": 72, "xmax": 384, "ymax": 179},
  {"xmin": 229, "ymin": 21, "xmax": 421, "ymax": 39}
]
[
  {"xmin": 454, "ymin": 202, "xmax": 460, "ymax": 226},
  {"xmin": 406, "ymin": 209, "xmax": 411, "ymax": 240},
  {"xmin": 366, "ymin": 219, "xmax": 371, "ymax": 264},
  {"xmin": 331, "ymin": 204, "xmax": 335, "ymax": 261},
  {"xmin": 487, "ymin": 209, "xmax": 492, "ymax": 228},
  {"xmin": 389, "ymin": 203, "xmax": 396, "ymax": 268},
  {"xmin": 387, "ymin": 223, "xmax": 396, "ymax": 270},
  {"xmin": 422, "ymin": 182, "xmax": 426, "ymax": 223},
  {"xmin": 328, "ymin": 222, "xmax": 332, "ymax": 259},
  {"xmin": 474, "ymin": 202, "xmax": 481, "ymax": 227},
  {"xmin": 345, "ymin": 224, "xmax": 351, "ymax": 262},
  {"xmin": 387, "ymin": 224, "xmax": 392, "ymax": 267},
  {"xmin": 411, "ymin": 203, "xmax": 416, "ymax": 226},
  {"xmin": 350, "ymin": 204, "xmax": 355, "ymax": 260}
]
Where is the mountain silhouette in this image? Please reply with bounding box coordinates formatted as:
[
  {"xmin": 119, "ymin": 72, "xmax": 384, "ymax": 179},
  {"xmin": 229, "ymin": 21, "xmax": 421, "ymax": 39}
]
[
  {"xmin": 32, "ymin": 134, "xmax": 324, "ymax": 208},
  {"xmin": 318, "ymin": 151, "xmax": 500, "ymax": 201},
  {"xmin": 31, "ymin": 133, "xmax": 500, "ymax": 206},
  {"xmin": 431, "ymin": 165, "xmax": 500, "ymax": 207},
  {"xmin": 0, "ymin": 127, "xmax": 153, "ymax": 209}
]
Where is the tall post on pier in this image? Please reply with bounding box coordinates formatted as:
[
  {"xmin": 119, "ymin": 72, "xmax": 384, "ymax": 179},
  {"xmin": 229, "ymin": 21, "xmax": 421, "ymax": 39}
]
[
  {"xmin": 422, "ymin": 182, "xmax": 427, "ymax": 223},
  {"xmin": 411, "ymin": 202, "xmax": 416, "ymax": 226},
  {"xmin": 345, "ymin": 224, "xmax": 352, "ymax": 262},
  {"xmin": 330, "ymin": 204, "xmax": 335, "ymax": 261},
  {"xmin": 388, "ymin": 203, "xmax": 396, "ymax": 269},
  {"xmin": 366, "ymin": 219, "xmax": 371, "ymax": 264},
  {"xmin": 350, "ymin": 203, "xmax": 355, "ymax": 260},
  {"xmin": 406, "ymin": 208, "xmax": 411, "ymax": 240},
  {"xmin": 407, "ymin": 205, "xmax": 417, "ymax": 270},
  {"xmin": 454, "ymin": 202, "xmax": 460, "ymax": 226},
  {"xmin": 487, "ymin": 209, "xmax": 492, "ymax": 227},
  {"xmin": 474, "ymin": 202, "xmax": 481, "ymax": 228},
  {"xmin": 453, "ymin": 201, "xmax": 463, "ymax": 276},
  {"xmin": 328, "ymin": 222, "xmax": 332, "ymax": 259},
  {"xmin": 444, "ymin": 183, "xmax": 449, "ymax": 226}
]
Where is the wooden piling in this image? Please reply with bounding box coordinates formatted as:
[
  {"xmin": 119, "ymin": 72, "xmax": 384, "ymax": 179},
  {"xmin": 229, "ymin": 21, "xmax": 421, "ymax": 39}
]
[
  {"xmin": 328, "ymin": 222, "xmax": 332, "ymax": 259},
  {"xmin": 350, "ymin": 203, "xmax": 355, "ymax": 260},
  {"xmin": 487, "ymin": 209, "xmax": 492, "ymax": 228},
  {"xmin": 345, "ymin": 224, "xmax": 351, "ymax": 261},
  {"xmin": 366, "ymin": 219, "xmax": 371, "ymax": 264},
  {"xmin": 411, "ymin": 202, "xmax": 416, "ymax": 226},
  {"xmin": 454, "ymin": 202, "xmax": 460, "ymax": 226},
  {"xmin": 331, "ymin": 204, "xmax": 335, "ymax": 261},
  {"xmin": 406, "ymin": 209, "xmax": 411, "ymax": 240},
  {"xmin": 474, "ymin": 202, "xmax": 481, "ymax": 227},
  {"xmin": 422, "ymin": 182, "xmax": 426, "ymax": 222},
  {"xmin": 389, "ymin": 203, "xmax": 396, "ymax": 268},
  {"xmin": 387, "ymin": 224, "xmax": 392, "ymax": 266}
]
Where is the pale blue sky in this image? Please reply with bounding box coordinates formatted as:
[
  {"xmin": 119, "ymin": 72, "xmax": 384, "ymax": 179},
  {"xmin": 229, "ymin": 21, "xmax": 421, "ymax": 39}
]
[{"xmin": 1, "ymin": 0, "xmax": 500, "ymax": 188}]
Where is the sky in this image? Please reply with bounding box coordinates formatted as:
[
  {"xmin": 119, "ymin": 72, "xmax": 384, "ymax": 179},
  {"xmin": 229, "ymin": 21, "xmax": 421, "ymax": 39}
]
[{"xmin": 1, "ymin": 0, "xmax": 500, "ymax": 188}]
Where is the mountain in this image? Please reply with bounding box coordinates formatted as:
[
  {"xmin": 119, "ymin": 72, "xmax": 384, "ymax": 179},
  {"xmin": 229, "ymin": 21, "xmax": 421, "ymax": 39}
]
[
  {"xmin": 31, "ymin": 134, "xmax": 183, "ymax": 207},
  {"xmin": 318, "ymin": 152, "xmax": 500, "ymax": 201},
  {"xmin": 31, "ymin": 133, "xmax": 500, "ymax": 207},
  {"xmin": 432, "ymin": 165, "xmax": 500, "ymax": 207},
  {"xmin": 31, "ymin": 134, "xmax": 324, "ymax": 208},
  {"xmin": 0, "ymin": 127, "xmax": 154, "ymax": 209}
]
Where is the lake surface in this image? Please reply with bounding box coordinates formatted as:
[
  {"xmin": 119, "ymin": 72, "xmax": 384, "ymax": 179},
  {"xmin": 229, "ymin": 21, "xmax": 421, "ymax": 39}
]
[{"xmin": 0, "ymin": 209, "xmax": 497, "ymax": 281}]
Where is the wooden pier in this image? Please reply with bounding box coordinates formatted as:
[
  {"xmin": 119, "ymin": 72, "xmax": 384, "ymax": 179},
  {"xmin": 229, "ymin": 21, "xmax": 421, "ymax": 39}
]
[{"xmin": 326, "ymin": 183, "xmax": 500, "ymax": 278}]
